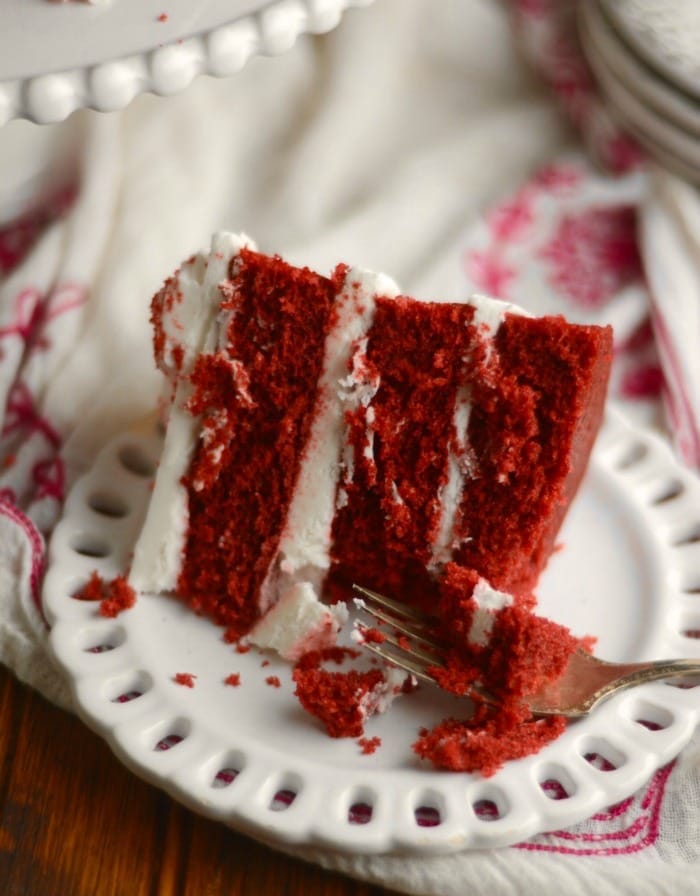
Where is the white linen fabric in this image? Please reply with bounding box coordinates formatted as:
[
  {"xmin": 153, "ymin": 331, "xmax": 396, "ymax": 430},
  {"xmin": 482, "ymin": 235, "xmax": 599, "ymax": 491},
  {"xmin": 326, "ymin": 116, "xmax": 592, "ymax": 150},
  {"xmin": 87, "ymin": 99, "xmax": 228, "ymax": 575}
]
[{"xmin": 1, "ymin": 1, "xmax": 699, "ymax": 893}]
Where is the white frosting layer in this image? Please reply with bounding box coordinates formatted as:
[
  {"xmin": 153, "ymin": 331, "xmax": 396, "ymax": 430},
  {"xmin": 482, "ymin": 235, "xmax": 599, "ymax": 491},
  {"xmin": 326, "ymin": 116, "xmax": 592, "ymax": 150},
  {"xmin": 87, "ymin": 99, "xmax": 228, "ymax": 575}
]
[
  {"xmin": 358, "ymin": 664, "xmax": 411, "ymax": 719},
  {"xmin": 247, "ymin": 583, "xmax": 348, "ymax": 661},
  {"xmin": 272, "ymin": 267, "xmax": 398, "ymax": 595},
  {"xmin": 129, "ymin": 233, "xmax": 255, "ymax": 593},
  {"xmin": 431, "ymin": 384, "xmax": 472, "ymax": 569},
  {"xmin": 469, "ymin": 292, "xmax": 527, "ymax": 336},
  {"xmin": 468, "ymin": 577, "xmax": 514, "ymax": 647}
]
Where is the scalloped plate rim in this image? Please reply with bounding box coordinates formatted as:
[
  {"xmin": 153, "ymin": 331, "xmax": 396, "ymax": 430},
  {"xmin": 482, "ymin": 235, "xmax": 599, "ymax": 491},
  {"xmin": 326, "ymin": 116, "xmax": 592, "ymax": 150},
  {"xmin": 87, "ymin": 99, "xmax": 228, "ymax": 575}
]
[{"xmin": 43, "ymin": 406, "xmax": 700, "ymax": 855}]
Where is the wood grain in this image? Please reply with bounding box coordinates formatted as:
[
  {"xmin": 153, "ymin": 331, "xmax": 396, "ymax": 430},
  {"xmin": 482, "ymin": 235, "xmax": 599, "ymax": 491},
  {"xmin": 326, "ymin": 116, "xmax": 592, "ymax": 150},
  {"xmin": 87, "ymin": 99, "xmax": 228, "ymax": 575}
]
[{"xmin": 0, "ymin": 667, "xmax": 397, "ymax": 896}]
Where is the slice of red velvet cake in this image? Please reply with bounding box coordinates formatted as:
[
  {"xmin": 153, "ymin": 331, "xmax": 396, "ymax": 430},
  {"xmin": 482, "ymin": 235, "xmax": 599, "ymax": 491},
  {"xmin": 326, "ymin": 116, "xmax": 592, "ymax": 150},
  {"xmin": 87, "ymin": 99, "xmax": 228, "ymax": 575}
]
[
  {"xmin": 130, "ymin": 232, "xmax": 612, "ymax": 664},
  {"xmin": 129, "ymin": 232, "xmax": 613, "ymax": 774}
]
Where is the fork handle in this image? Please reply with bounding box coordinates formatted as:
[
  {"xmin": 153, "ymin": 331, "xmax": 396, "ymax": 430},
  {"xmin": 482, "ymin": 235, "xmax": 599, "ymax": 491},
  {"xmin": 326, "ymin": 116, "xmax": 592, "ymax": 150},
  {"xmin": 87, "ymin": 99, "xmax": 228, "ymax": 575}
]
[{"xmin": 574, "ymin": 657, "xmax": 700, "ymax": 716}]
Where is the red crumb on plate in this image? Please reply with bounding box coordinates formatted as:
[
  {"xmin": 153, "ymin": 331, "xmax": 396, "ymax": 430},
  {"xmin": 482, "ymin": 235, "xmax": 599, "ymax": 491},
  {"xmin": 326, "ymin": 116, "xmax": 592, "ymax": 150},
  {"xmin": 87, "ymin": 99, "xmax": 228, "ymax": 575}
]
[
  {"xmin": 358, "ymin": 736, "xmax": 381, "ymax": 755},
  {"xmin": 73, "ymin": 570, "xmax": 104, "ymax": 602},
  {"xmin": 223, "ymin": 625, "xmax": 251, "ymax": 644},
  {"xmin": 407, "ymin": 565, "xmax": 586, "ymax": 775},
  {"xmin": 413, "ymin": 708, "xmax": 567, "ymax": 777},
  {"xmin": 97, "ymin": 575, "xmax": 136, "ymax": 618},
  {"xmin": 265, "ymin": 676, "xmax": 281, "ymax": 688},
  {"xmin": 261, "ymin": 659, "xmax": 270, "ymax": 668},
  {"xmin": 293, "ymin": 648, "xmax": 384, "ymax": 738},
  {"xmin": 157, "ymin": 13, "xmax": 168, "ymax": 23},
  {"xmin": 73, "ymin": 573, "xmax": 136, "ymax": 616},
  {"xmin": 224, "ymin": 673, "xmax": 241, "ymax": 687},
  {"xmin": 173, "ymin": 673, "xmax": 196, "ymax": 688}
]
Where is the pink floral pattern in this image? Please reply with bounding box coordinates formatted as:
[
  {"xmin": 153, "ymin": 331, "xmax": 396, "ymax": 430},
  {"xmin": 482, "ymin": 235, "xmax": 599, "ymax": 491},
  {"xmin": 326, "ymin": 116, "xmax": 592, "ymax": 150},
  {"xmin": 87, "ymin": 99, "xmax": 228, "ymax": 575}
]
[
  {"xmin": 487, "ymin": 193, "xmax": 534, "ymax": 242},
  {"xmin": 508, "ymin": 0, "xmax": 643, "ymax": 174},
  {"xmin": 2, "ymin": 381, "xmax": 61, "ymax": 449},
  {"xmin": 0, "ymin": 186, "xmax": 76, "ymax": 277},
  {"xmin": 540, "ymin": 206, "xmax": 643, "ymax": 309},
  {"xmin": 518, "ymin": 763, "xmax": 674, "ymax": 855},
  {"xmin": 0, "ymin": 184, "xmax": 81, "ymax": 616},
  {"xmin": 32, "ymin": 456, "xmax": 66, "ymax": 504},
  {"xmin": 531, "ymin": 162, "xmax": 582, "ymax": 194},
  {"xmin": 464, "ymin": 249, "xmax": 516, "ymax": 299},
  {"xmin": 0, "ymin": 282, "xmax": 87, "ymax": 360},
  {"xmin": 0, "ymin": 497, "xmax": 46, "ymax": 614}
]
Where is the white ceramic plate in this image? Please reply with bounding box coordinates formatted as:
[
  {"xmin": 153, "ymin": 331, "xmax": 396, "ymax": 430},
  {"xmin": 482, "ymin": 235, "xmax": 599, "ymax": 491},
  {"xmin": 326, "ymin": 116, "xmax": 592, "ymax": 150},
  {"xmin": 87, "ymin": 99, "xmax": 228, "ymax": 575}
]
[
  {"xmin": 600, "ymin": 0, "xmax": 700, "ymax": 102},
  {"xmin": 0, "ymin": 0, "xmax": 373, "ymax": 124},
  {"xmin": 43, "ymin": 409, "xmax": 700, "ymax": 854},
  {"xmin": 579, "ymin": 7, "xmax": 700, "ymax": 185},
  {"xmin": 581, "ymin": 2, "xmax": 700, "ymax": 139}
]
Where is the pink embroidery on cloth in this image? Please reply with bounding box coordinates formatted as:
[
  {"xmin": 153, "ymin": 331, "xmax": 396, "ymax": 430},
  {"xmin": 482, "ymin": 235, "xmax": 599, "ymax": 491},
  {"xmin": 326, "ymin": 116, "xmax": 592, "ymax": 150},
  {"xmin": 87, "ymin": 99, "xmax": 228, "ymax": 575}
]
[
  {"xmin": 531, "ymin": 162, "xmax": 582, "ymax": 194},
  {"xmin": 539, "ymin": 206, "xmax": 643, "ymax": 309},
  {"xmin": 0, "ymin": 287, "xmax": 43, "ymax": 355},
  {"xmin": 2, "ymin": 381, "xmax": 61, "ymax": 448},
  {"xmin": 0, "ymin": 185, "xmax": 76, "ymax": 277},
  {"xmin": 649, "ymin": 304, "xmax": 700, "ymax": 467},
  {"xmin": 0, "ymin": 282, "xmax": 88, "ymax": 359},
  {"xmin": 487, "ymin": 193, "xmax": 534, "ymax": 242},
  {"xmin": 0, "ymin": 496, "xmax": 46, "ymax": 618},
  {"xmin": 0, "ymin": 486, "xmax": 17, "ymax": 505},
  {"xmin": 516, "ymin": 762, "xmax": 675, "ymax": 855},
  {"xmin": 464, "ymin": 249, "xmax": 516, "ymax": 299},
  {"xmin": 616, "ymin": 316, "xmax": 656, "ymax": 353},
  {"xmin": 619, "ymin": 364, "xmax": 664, "ymax": 400},
  {"xmin": 32, "ymin": 456, "xmax": 66, "ymax": 504},
  {"xmin": 508, "ymin": 0, "xmax": 644, "ymax": 175}
]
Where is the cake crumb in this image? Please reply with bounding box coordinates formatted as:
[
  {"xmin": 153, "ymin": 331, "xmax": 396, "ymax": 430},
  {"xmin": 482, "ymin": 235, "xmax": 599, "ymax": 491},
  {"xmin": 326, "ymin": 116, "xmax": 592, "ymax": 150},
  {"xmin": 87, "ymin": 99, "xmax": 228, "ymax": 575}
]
[
  {"xmin": 358, "ymin": 736, "xmax": 381, "ymax": 755},
  {"xmin": 173, "ymin": 672, "xmax": 196, "ymax": 688},
  {"xmin": 293, "ymin": 648, "xmax": 385, "ymax": 738},
  {"xmin": 261, "ymin": 659, "xmax": 270, "ymax": 668},
  {"xmin": 224, "ymin": 673, "xmax": 241, "ymax": 687},
  {"xmin": 99, "ymin": 577, "xmax": 136, "ymax": 617},
  {"xmin": 358, "ymin": 626, "xmax": 386, "ymax": 645},
  {"xmin": 156, "ymin": 12, "xmax": 168, "ymax": 22},
  {"xmin": 265, "ymin": 676, "xmax": 281, "ymax": 688},
  {"xmin": 74, "ymin": 573, "xmax": 136, "ymax": 616},
  {"xmin": 74, "ymin": 570, "xmax": 104, "ymax": 602},
  {"xmin": 413, "ymin": 710, "xmax": 566, "ymax": 777}
]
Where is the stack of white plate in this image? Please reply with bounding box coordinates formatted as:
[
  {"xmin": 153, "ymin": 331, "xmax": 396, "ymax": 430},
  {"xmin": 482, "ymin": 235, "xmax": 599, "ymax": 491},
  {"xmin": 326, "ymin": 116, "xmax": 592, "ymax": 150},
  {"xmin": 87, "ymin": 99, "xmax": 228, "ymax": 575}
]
[{"xmin": 579, "ymin": 0, "xmax": 700, "ymax": 183}]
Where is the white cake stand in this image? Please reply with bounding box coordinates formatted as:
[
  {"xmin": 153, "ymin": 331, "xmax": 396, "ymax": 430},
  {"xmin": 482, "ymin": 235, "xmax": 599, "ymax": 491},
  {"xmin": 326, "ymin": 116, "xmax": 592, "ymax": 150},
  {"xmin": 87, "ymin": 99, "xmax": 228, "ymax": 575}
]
[{"xmin": 0, "ymin": 0, "xmax": 373, "ymax": 125}]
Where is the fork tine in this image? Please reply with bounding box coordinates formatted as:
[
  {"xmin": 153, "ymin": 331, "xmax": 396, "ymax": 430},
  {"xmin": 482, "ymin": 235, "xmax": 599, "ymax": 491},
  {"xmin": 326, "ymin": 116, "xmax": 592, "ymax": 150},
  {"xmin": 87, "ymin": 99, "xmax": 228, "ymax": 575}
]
[
  {"xmin": 353, "ymin": 583, "xmax": 496, "ymax": 706},
  {"xmin": 360, "ymin": 640, "xmax": 438, "ymax": 687},
  {"xmin": 356, "ymin": 622, "xmax": 444, "ymax": 665},
  {"xmin": 355, "ymin": 602, "xmax": 443, "ymax": 652},
  {"xmin": 352, "ymin": 585, "xmax": 434, "ymax": 627}
]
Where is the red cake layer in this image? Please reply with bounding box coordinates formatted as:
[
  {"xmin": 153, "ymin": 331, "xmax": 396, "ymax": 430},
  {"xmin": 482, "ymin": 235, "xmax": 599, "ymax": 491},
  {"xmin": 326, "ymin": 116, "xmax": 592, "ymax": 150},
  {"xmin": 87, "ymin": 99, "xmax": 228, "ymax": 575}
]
[
  {"xmin": 329, "ymin": 308, "xmax": 612, "ymax": 607},
  {"xmin": 452, "ymin": 315, "xmax": 612, "ymax": 594},
  {"xmin": 178, "ymin": 249, "xmax": 343, "ymax": 635},
  {"xmin": 329, "ymin": 298, "xmax": 486, "ymax": 612}
]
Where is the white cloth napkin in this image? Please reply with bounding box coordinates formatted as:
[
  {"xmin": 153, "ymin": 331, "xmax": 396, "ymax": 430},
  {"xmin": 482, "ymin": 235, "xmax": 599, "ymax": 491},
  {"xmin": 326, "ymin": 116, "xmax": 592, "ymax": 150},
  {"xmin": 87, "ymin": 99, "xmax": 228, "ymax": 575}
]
[
  {"xmin": 1, "ymin": 1, "xmax": 700, "ymax": 893},
  {"xmin": 640, "ymin": 168, "xmax": 700, "ymax": 468}
]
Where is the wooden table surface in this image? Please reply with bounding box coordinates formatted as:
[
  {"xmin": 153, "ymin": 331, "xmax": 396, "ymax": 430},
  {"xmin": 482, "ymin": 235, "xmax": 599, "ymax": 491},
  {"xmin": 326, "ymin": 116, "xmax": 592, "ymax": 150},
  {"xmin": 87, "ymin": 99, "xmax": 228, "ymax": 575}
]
[{"xmin": 0, "ymin": 666, "xmax": 400, "ymax": 896}]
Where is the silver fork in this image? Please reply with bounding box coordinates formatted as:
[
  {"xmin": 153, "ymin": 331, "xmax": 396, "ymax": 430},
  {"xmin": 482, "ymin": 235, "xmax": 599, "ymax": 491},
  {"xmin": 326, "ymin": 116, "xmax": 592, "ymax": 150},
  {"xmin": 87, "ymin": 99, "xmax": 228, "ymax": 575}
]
[{"xmin": 352, "ymin": 584, "xmax": 700, "ymax": 718}]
